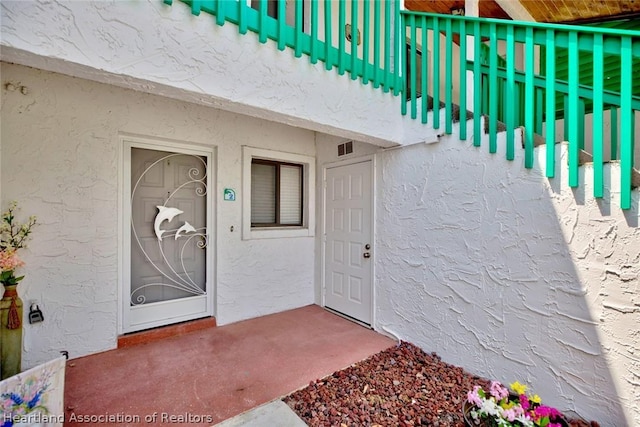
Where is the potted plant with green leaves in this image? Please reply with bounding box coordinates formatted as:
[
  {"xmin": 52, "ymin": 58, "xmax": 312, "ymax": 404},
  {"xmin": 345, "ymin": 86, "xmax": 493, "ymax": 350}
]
[{"xmin": 1, "ymin": 201, "xmax": 36, "ymax": 379}]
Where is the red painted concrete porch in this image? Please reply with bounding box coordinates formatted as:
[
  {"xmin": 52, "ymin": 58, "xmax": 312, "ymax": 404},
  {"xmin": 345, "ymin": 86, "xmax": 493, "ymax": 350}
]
[{"xmin": 64, "ymin": 305, "xmax": 394, "ymax": 426}]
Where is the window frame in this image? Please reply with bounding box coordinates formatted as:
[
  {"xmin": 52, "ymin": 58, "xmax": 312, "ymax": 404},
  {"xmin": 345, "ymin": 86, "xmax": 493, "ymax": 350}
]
[
  {"xmin": 250, "ymin": 158, "xmax": 304, "ymax": 228},
  {"xmin": 242, "ymin": 146, "xmax": 315, "ymax": 240}
]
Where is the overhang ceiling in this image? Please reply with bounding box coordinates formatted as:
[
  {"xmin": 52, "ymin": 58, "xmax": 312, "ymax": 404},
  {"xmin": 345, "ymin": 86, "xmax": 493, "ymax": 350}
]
[
  {"xmin": 405, "ymin": 0, "xmax": 640, "ymax": 23},
  {"xmin": 522, "ymin": 0, "xmax": 640, "ymax": 23},
  {"xmin": 405, "ymin": 0, "xmax": 511, "ymax": 20}
]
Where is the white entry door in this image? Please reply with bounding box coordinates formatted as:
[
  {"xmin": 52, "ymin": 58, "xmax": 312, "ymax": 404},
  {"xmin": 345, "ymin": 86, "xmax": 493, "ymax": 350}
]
[
  {"xmin": 123, "ymin": 143, "xmax": 213, "ymax": 333},
  {"xmin": 324, "ymin": 160, "xmax": 373, "ymax": 325}
]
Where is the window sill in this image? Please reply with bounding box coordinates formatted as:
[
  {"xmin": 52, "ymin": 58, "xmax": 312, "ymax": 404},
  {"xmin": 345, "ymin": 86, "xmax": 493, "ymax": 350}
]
[{"xmin": 245, "ymin": 226, "xmax": 313, "ymax": 240}]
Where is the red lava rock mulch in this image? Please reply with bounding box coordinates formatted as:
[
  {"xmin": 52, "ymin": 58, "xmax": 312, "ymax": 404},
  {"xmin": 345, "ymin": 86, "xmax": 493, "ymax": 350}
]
[
  {"xmin": 284, "ymin": 341, "xmax": 488, "ymax": 426},
  {"xmin": 283, "ymin": 341, "xmax": 598, "ymax": 427}
]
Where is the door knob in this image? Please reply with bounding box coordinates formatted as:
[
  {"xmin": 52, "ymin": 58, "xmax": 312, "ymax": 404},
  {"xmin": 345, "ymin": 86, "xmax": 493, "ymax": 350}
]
[
  {"xmin": 365, "ymin": 244, "xmax": 371, "ymax": 250},
  {"xmin": 363, "ymin": 252, "xmax": 371, "ymax": 258}
]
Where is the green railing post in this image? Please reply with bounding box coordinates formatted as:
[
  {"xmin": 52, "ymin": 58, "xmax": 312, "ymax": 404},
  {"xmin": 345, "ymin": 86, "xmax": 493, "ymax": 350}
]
[
  {"xmin": 191, "ymin": 0, "xmax": 201, "ymax": 16},
  {"xmin": 433, "ymin": 16, "xmax": 441, "ymax": 130},
  {"xmin": 459, "ymin": 19, "xmax": 467, "ymax": 140},
  {"xmin": 578, "ymin": 99, "xmax": 585, "ymax": 150},
  {"xmin": 568, "ymin": 31, "xmax": 580, "ymax": 188},
  {"xmin": 535, "ymin": 88, "xmax": 543, "ymax": 135},
  {"xmin": 620, "ymin": 36, "xmax": 633, "ymax": 209},
  {"xmin": 514, "ymin": 82, "xmax": 521, "ymax": 128},
  {"xmin": 294, "ymin": 0, "xmax": 303, "ymax": 58},
  {"xmin": 362, "ymin": 0, "xmax": 370, "ymax": 83},
  {"xmin": 506, "ymin": 25, "xmax": 515, "ymax": 160},
  {"xmin": 325, "ymin": 0, "xmax": 333, "ymax": 71},
  {"xmin": 410, "ymin": 14, "xmax": 417, "ymax": 119},
  {"xmin": 215, "ymin": 0, "xmax": 224, "ymax": 26},
  {"xmin": 383, "ymin": 0, "xmax": 391, "ymax": 92},
  {"xmin": 473, "ymin": 21, "xmax": 482, "ymax": 147},
  {"xmin": 310, "ymin": 1, "xmax": 318, "ymax": 64},
  {"xmin": 238, "ymin": 0, "xmax": 248, "ymax": 35},
  {"xmin": 258, "ymin": 0, "xmax": 267, "ymax": 44},
  {"xmin": 338, "ymin": 0, "xmax": 346, "ymax": 74},
  {"xmin": 277, "ymin": 0, "xmax": 286, "ymax": 51},
  {"xmin": 593, "ymin": 33, "xmax": 604, "ymax": 198},
  {"xmin": 489, "ymin": 23, "xmax": 498, "ymax": 154},
  {"xmin": 401, "ymin": 12, "xmax": 407, "ymax": 116},
  {"xmin": 373, "ymin": 1, "xmax": 381, "ymax": 87},
  {"xmin": 421, "ymin": 16, "xmax": 428, "ymax": 124},
  {"xmin": 444, "ymin": 18, "xmax": 453, "ymax": 134},
  {"xmin": 393, "ymin": 0, "xmax": 401, "ymax": 95},
  {"xmin": 545, "ymin": 29, "xmax": 556, "ymax": 178},
  {"xmin": 524, "ymin": 27, "xmax": 535, "ymax": 169},
  {"xmin": 482, "ymin": 74, "xmax": 489, "ymax": 119},
  {"xmin": 610, "ymin": 107, "xmax": 618, "ymax": 161},
  {"xmin": 563, "ymin": 95, "xmax": 569, "ymax": 142},
  {"xmin": 351, "ymin": 0, "xmax": 358, "ymax": 80}
]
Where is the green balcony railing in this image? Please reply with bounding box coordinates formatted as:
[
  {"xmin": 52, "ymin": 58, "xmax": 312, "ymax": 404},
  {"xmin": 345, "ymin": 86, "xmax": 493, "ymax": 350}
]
[
  {"xmin": 164, "ymin": 0, "xmax": 638, "ymax": 210},
  {"xmin": 402, "ymin": 11, "xmax": 640, "ymax": 209},
  {"xmin": 164, "ymin": 0, "xmax": 403, "ymax": 94}
]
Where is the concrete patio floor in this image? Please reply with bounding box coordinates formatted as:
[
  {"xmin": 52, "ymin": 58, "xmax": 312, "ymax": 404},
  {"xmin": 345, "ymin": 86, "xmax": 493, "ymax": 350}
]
[{"xmin": 64, "ymin": 305, "xmax": 394, "ymax": 426}]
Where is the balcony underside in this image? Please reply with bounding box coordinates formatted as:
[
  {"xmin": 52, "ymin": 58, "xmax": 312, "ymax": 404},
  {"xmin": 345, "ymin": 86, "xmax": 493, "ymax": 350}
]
[{"xmin": 0, "ymin": 0, "xmax": 438, "ymax": 148}]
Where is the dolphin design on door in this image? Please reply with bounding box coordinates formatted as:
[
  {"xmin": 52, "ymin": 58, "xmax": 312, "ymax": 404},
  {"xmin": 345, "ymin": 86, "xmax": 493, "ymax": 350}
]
[{"xmin": 154, "ymin": 206, "xmax": 196, "ymax": 241}]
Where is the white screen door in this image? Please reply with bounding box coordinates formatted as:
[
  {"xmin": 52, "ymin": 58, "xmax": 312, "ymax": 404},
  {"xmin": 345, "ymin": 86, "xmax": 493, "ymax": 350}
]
[
  {"xmin": 123, "ymin": 144, "xmax": 212, "ymax": 333},
  {"xmin": 324, "ymin": 160, "xmax": 373, "ymax": 325}
]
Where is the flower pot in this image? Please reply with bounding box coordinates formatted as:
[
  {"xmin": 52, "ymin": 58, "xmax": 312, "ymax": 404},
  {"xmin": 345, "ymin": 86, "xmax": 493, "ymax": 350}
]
[
  {"xmin": 1, "ymin": 284, "xmax": 23, "ymax": 379},
  {"xmin": 462, "ymin": 400, "xmax": 476, "ymax": 427}
]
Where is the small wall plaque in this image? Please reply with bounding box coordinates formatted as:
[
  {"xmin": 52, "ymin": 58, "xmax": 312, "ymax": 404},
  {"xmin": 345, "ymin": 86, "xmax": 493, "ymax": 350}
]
[{"xmin": 223, "ymin": 188, "xmax": 236, "ymax": 201}]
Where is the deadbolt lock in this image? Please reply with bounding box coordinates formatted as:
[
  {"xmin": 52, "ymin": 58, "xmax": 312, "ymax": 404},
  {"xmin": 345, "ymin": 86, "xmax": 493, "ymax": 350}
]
[{"xmin": 365, "ymin": 244, "xmax": 371, "ymax": 250}]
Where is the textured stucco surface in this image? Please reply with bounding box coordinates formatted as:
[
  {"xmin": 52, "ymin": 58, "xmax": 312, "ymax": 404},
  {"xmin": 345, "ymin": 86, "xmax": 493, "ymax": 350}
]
[
  {"xmin": 371, "ymin": 122, "xmax": 640, "ymax": 426},
  {"xmin": 1, "ymin": 62, "xmax": 315, "ymax": 367},
  {"xmin": 2, "ymin": 0, "xmax": 639, "ymax": 422},
  {"xmin": 0, "ymin": 0, "xmax": 436, "ymax": 147}
]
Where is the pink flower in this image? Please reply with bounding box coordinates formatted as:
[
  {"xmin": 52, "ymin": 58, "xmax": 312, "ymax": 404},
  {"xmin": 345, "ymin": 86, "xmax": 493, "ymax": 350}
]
[
  {"xmin": 489, "ymin": 381, "xmax": 509, "ymax": 400},
  {"xmin": 535, "ymin": 405, "xmax": 562, "ymax": 419},
  {"xmin": 520, "ymin": 394, "xmax": 530, "ymax": 411},
  {"xmin": 467, "ymin": 385, "xmax": 483, "ymax": 406},
  {"xmin": 502, "ymin": 408, "xmax": 517, "ymax": 422},
  {"xmin": 0, "ymin": 250, "xmax": 24, "ymax": 272},
  {"xmin": 511, "ymin": 404, "xmax": 525, "ymax": 418}
]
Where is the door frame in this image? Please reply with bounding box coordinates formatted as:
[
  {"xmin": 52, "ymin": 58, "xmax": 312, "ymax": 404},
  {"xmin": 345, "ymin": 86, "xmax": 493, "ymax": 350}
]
[
  {"xmin": 118, "ymin": 133, "xmax": 216, "ymax": 335},
  {"xmin": 321, "ymin": 154, "xmax": 376, "ymax": 327}
]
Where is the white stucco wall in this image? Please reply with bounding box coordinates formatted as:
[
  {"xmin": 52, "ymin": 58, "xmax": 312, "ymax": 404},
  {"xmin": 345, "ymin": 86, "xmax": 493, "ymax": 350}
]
[
  {"xmin": 0, "ymin": 0, "xmax": 436, "ymax": 148},
  {"xmin": 372, "ymin": 121, "xmax": 640, "ymax": 426},
  {"xmin": 1, "ymin": 62, "xmax": 316, "ymax": 368}
]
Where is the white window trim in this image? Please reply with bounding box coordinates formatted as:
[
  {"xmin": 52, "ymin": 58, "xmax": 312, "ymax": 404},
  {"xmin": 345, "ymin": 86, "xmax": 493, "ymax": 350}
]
[{"xmin": 242, "ymin": 146, "xmax": 315, "ymax": 240}]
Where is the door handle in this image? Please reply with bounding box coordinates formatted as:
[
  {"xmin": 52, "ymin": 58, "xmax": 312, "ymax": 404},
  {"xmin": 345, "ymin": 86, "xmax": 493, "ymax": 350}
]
[{"xmin": 363, "ymin": 252, "xmax": 371, "ymax": 258}]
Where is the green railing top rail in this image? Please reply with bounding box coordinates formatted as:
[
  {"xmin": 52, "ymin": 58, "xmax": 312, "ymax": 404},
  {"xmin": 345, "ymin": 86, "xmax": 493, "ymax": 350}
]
[
  {"xmin": 402, "ymin": 11, "xmax": 640, "ymax": 60},
  {"xmin": 401, "ymin": 9, "xmax": 640, "ymax": 40}
]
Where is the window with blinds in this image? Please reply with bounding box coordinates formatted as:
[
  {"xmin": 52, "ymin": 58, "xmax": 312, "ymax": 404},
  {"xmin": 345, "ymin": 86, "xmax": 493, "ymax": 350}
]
[{"xmin": 251, "ymin": 159, "xmax": 303, "ymax": 227}]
